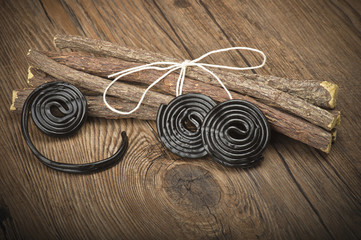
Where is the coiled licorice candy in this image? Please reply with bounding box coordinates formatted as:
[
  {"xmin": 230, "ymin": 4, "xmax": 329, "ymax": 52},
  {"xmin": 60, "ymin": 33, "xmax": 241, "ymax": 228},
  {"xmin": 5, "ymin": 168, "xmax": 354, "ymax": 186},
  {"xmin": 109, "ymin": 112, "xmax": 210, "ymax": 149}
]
[
  {"xmin": 156, "ymin": 93, "xmax": 217, "ymax": 158},
  {"xmin": 21, "ymin": 82, "xmax": 128, "ymax": 174},
  {"xmin": 202, "ymin": 100, "xmax": 270, "ymax": 168}
]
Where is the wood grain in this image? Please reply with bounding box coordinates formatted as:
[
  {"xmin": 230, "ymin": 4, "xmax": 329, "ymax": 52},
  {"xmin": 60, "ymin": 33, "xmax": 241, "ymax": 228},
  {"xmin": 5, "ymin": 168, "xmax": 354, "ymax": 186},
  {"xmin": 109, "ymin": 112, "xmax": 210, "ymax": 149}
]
[
  {"xmin": 53, "ymin": 35, "xmax": 339, "ymax": 131},
  {"xmin": 1, "ymin": 0, "xmax": 360, "ymax": 239},
  {"xmin": 29, "ymin": 51, "xmax": 335, "ymax": 153}
]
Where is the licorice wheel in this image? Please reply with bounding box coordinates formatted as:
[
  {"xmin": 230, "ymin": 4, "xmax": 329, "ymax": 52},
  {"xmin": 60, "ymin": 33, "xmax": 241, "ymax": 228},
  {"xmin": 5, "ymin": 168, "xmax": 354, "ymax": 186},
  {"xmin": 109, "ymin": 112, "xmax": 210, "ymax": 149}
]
[
  {"xmin": 21, "ymin": 82, "xmax": 128, "ymax": 173},
  {"xmin": 201, "ymin": 100, "xmax": 270, "ymax": 168},
  {"xmin": 156, "ymin": 93, "xmax": 217, "ymax": 158}
]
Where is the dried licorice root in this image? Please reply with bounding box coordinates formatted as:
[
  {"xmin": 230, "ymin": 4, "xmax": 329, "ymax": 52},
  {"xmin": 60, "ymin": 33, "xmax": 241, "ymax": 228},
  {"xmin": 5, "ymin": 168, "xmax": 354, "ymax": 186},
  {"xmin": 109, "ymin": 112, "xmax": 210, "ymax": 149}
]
[
  {"xmin": 21, "ymin": 82, "xmax": 128, "ymax": 173},
  {"xmin": 202, "ymin": 100, "xmax": 270, "ymax": 168},
  {"xmin": 156, "ymin": 93, "xmax": 217, "ymax": 158}
]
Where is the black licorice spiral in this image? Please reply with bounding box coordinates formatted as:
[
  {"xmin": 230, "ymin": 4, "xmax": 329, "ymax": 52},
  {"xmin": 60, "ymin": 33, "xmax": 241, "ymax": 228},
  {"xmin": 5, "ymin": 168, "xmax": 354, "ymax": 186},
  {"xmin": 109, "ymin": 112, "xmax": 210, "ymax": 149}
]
[
  {"xmin": 156, "ymin": 93, "xmax": 217, "ymax": 158},
  {"xmin": 21, "ymin": 82, "xmax": 128, "ymax": 174},
  {"xmin": 202, "ymin": 100, "xmax": 270, "ymax": 168}
]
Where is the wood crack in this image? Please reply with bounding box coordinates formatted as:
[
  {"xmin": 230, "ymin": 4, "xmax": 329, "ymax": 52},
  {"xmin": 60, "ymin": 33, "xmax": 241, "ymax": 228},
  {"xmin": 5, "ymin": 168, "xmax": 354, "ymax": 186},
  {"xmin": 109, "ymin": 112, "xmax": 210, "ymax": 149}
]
[
  {"xmin": 198, "ymin": 0, "xmax": 257, "ymax": 74},
  {"xmin": 60, "ymin": 0, "xmax": 86, "ymax": 35},
  {"xmin": 273, "ymin": 144, "xmax": 335, "ymax": 240},
  {"xmin": 0, "ymin": 201, "xmax": 16, "ymax": 240},
  {"xmin": 309, "ymin": 149, "xmax": 361, "ymax": 212},
  {"xmin": 150, "ymin": 0, "xmax": 195, "ymax": 59},
  {"xmin": 38, "ymin": 0, "xmax": 54, "ymax": 26},
  {"xmin": 329, "ymin": 0, "xmax": 361, "ymax": 39},
  {"xmin": 141, "ymin": 3, "xmax": 180, "ymax": 48}
]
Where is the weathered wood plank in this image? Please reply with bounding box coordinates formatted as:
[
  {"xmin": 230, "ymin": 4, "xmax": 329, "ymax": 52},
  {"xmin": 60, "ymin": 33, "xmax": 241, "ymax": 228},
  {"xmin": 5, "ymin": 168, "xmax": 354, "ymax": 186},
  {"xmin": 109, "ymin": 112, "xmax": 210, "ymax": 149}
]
[{"xmin": 0, "ymin": 0, "xmax": 360, "ymax": 239}]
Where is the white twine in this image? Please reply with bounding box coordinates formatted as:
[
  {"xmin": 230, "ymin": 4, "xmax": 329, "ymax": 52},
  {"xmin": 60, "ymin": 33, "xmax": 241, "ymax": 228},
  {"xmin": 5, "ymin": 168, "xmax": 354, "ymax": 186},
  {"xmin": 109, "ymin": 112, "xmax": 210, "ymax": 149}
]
[{"xmin": 103, "ymin": 47, "xmax": 266, "ymax": 115}]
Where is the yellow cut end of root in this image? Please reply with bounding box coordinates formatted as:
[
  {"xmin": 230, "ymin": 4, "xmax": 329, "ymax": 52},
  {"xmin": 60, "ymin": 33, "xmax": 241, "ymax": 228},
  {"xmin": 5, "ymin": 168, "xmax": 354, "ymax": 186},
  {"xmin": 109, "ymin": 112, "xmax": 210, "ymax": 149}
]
[
  {"xmin": 327, "ymin": 111, "xmax": 341, "ymax": 130},
  {"xmin": 27, "ymin": 49, "xmax": 31, "ymax": 55},
  {"xmin": 327, "ymin": 117, "xmax": 337, "ymax": 130},
  {"xmin": 332, "ymin": 129, "xmax": 337, "ymax": 143},
  {"xmin": 320, "ymin": 81, "xmax": 338, "ymax": 109},
  {"xmin": 10, "ymin": 90, "xmax": 18, "ymax": 111},
  {"xmin": 322, "ymin": 140, "xmax": 332, "ymax": 153},
  {"xmin": 27, "ymin": 66, "xmax": 34, "ymax": 85},
  {"xmin": 336, "ymin": 112, "xmax": 341, "ymax": 126}
]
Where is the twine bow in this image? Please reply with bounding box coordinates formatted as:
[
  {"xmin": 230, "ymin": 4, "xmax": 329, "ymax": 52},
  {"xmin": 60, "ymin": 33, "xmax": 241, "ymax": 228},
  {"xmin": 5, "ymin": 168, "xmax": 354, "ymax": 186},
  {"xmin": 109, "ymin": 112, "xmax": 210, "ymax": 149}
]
[{"xmin": 104, "ymin": 47, "xmax": 266, "ymax": 114}]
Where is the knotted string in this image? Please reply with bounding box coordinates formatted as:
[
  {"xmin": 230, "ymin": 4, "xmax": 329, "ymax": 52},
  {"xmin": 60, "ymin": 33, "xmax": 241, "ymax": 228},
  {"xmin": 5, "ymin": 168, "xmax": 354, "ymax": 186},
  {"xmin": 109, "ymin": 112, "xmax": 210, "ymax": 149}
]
[{"xmin": 104, "ymin": 47, "xmax": 266, "ymax": 115}]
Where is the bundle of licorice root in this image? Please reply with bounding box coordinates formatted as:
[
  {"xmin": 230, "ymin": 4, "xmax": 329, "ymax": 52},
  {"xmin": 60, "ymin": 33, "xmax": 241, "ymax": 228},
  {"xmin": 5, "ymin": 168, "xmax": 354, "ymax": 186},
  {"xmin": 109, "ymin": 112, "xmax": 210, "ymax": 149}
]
[{"xmin": 10, "ymin": 34, "xmax": 340, "ymax": 153}]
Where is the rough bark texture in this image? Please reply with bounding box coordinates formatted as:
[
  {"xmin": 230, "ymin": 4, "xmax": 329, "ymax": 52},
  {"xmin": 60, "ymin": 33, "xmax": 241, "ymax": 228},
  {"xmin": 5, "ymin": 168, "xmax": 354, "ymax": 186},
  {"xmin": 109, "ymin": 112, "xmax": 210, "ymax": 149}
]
[
  {"xmin": 11, "ymin": 88, "xmax": 157, "ymax": 120},
  {"xmin": 45, "ymin": 50, "xmax": 339, "ymax": 131},
  {"xmin": 27, "ymin": 66, "xmax": 98, "ymax": 95},
  {"xmin": 54, "ymin": 34, "xmax": 338, "ymax": 109},
  {"xmin": 22, "ymin": 68, "xmax": 333, "ymax": 153},
  {"xmin": 54, "ymin": 35, "xmax": 338, "ymax": 109},
  {"xmin": 240, "ymin": 74, "xmax": 338, "ymax": 109},
  {"xmin": 27, "ymin": 50, "xmax": 174, "ymax": 109},
  {"xmin": 51, "ymin": 39, "xmax": 339, "ymax": 130}
]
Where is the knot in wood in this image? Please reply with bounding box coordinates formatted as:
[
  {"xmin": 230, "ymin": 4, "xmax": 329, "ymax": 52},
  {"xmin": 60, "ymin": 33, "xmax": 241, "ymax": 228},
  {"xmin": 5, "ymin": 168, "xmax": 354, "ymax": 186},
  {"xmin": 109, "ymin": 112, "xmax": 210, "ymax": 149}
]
[{"xmin": 164, "ymin": 164, "xmax": 221, "ymax": 210}]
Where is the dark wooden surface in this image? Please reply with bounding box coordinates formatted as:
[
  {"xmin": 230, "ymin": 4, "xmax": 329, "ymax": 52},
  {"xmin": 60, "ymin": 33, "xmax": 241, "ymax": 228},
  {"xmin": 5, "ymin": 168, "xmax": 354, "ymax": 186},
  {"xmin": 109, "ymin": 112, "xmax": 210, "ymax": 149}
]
[{"xmin": 1, "ymin": 0, "xmax": 361, "ymax": 239}]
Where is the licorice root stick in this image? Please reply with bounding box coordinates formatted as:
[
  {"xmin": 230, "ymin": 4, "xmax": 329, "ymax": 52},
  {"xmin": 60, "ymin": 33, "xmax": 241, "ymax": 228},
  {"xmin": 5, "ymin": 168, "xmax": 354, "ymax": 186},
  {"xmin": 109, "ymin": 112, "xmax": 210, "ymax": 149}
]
[
  {"xmin": 27, "ymin": 49, "xmax": 174, "ymax": 109},
  {"xmin": 49, "ymin": 40, "xmax": 339, "ymax": 130},
  {"xmin": 24, "ymin": 67, "xmax": 334, "ymax": 153},
  {"xmin": 43, "ymin": 51, "xmax": 340, "ymax": 132},
  {"xmin": 11, "ymin": 88, "xmax": 158, "ymax": 120},
  {"xmin": 54, "ymin": 34, "xmax": 338, "ymax": 110}
]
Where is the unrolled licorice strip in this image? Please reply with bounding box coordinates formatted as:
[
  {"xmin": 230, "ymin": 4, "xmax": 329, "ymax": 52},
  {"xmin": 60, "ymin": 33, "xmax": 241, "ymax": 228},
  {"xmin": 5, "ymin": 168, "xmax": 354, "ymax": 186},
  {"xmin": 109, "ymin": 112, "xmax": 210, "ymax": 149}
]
[
  {"xmin": 156, "ymin": 93, "xmax": 217, "ymax": 158},
  {"xmin": 21, "ymin": 82, "xmax": 128, "ymax": 173},
  {"xmin": 202, "ymin": 100, "xmax": 271, "ymax": 168}
]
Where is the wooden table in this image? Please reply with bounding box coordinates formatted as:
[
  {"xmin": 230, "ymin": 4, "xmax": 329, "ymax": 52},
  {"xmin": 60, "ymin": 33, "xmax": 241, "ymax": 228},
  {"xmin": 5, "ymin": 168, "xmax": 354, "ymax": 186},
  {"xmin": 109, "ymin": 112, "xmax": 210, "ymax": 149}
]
[{"xmin": 1, "ymin": 0, "xmax": 360, "ymax": 239}]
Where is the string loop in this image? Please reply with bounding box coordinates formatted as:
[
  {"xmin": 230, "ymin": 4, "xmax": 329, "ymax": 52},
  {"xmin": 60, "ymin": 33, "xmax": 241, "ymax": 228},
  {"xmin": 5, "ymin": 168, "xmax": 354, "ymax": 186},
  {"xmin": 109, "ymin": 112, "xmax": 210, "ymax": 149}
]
[{"xmin": 104, "ymin": 47, "xmax": 266, "ymax": 115}]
